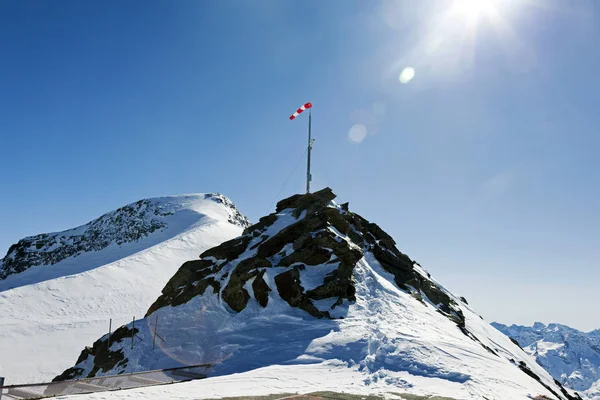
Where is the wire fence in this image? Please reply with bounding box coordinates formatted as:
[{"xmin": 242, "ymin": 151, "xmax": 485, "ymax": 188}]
[{"xmin": 0, "ymin": 363, "xmax": 210, "ymax": 400}]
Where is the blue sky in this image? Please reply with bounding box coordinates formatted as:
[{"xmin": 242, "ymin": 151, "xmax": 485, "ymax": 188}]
[{"xmin": 1, "ymin": 0, "xmax": 599, "ymax": 330}]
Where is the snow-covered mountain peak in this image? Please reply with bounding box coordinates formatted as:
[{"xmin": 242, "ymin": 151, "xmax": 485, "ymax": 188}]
[
  {"xmin": 0, "ymin": 193, "xmax": 249, "ymax": 282},
  {"xmin": 56, "ymin": 188, "xmax": 580, "ymax": 399},
  {"xmin": 493, "ymin": 322, "xmax": 600, "ymax": 398},
  {"xmin": 0, "ymin": 192, "xmax": 248, "ymax": 384}
]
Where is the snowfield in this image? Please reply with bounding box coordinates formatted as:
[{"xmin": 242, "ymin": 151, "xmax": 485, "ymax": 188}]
[
  {"xmin": 54, "ymin": 256, "xmax": 578, "ymax": 400},
  {"xmin": 0, "ymin": 194, "xmax": 247, "ymax": 384}
]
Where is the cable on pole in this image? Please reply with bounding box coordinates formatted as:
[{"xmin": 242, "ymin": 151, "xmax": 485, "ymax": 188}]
[{"xmin": 267, "ymin": 147, "xmax": 308, "ymax": 215}]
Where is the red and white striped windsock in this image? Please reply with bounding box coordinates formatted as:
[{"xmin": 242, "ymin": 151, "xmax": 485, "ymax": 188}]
[{"xmin": 289, "ymin": 102, "xmax": 312, "ymax": 120}]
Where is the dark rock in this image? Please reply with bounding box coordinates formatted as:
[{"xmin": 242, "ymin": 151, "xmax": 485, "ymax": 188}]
[
  {"xmin": 76, "ymin": 347, "xmax": 93, "ymax": 364},
  {"xmin": 554, "ymin": 379, "xmax": 583, "ymax": 400},
  {"xmin": 459, "ymin": 296, "xmax": 469, "ymax": 305},
  {"xmin": 222, "ymin": 257, "xmax": 271, "ymax": 312},
  {"xmin": 279, "ymin": 245, "xmax": 331, "ymax": 267},
  {"xmin": 242, "ymin": 214, "xmax": 278, "ymax": 236},
  {"xmin": 345, "ymin": 212, "xmax": 367, "ymax": 232},
  {"xmin": 509, "ymin": 337, "xmax": 523, "ymax": 349},
  {"xmin": 366, "ymin": 222, "xmax": 397, "ymax": 247},
  {"xmin": 236, "ymin": 257, "xmax": 272, "ymax": 273},
  {"xmin": 293, "ymin": 233, "xmax": 312, "ymax": 251},
  {"xmin": 200, "ymin": 235, "xmax": 252, "ymax": 262},
  {"xmin": 307, "ymin": 262, "xmax": 357, "ymax": 303},
  {"xmin": 52, "ymin": 367, "xmax": 85, "ymax": 382},
  {"xmin": 275, "ymin": 187, "xmax": 336, "ymax": 215},
  {"xmin": 518, "ymin": 361, "xmax": 578, "ymax": 400},
  {"xmin": 346, "ymin": 229, "xmax": 365, "ymax": 247},
  {"xmin": 371, "ymin": 245, "xmax": 414, "ymax": 287},
  {"xmin": 54, "ymin": 325, "xmax": 137, "ymax": 381},
  {"xmin": 257, "ymin": 216, "xmax": 328, "ymax": 258},
  {"xmin": 252, "ymin": 270, "xmax": 271, "ymax": 308},
  {"xmin": 275, "ymin": 194, "xmax": 304, "ymax": 212},
  {"xmin": 146, "ymin": 260, "xmax": 220, "ymax": 316},
  {"xmin": 294, "ymin": 187, "xmax": 336, "ymax": 213},
  {"xmin": 322, "ymin": 207, "xmax": 351, "ymax": 235},
  {"xmin": 222, "ymin": 278, "xmax": 251, "ymax": 312},
  {"xmin": 274, "ymin": 268, "xmax": 327, "ymax": 318}
]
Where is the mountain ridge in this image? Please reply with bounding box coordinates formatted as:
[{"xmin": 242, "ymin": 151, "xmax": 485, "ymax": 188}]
[{"xmin": 0, "ymin": 193, "xmax": 249, "ymax": 284}]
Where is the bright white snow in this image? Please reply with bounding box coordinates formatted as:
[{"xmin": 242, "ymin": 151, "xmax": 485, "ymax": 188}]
[
  {"xmin": 0, "ymin": 194, "xmax": 246, "ymax": 384},
  {"xmin": 494, "ymin": 321, "xmax": 600, "ymax": 399}
]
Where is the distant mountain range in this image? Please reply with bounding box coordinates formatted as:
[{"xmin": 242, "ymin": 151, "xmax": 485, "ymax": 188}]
[{"xmin": 493, "ymin": 322, "xmax": 600, "ymax": 399}]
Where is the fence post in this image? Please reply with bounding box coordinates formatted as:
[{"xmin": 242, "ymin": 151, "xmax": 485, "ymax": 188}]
[
  {"xmin": 0, "ymin": 376, "xmax": 5, "ymax": 400},
  {"xmin": 131, "ymin": 317, "xmax": 135, "ymax": 349},
  {"xmin": 153, "ymin": 315, "xmax": 158, "ymax": 350}
]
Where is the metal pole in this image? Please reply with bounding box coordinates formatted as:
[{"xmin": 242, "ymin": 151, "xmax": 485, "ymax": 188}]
[
  {"xmin": 153, "ymin": 315, "xmax": 158, "ymax": 350},
  {"xmin": 131, "ymin": 317, "xmax": 135, "ymax": 349},
  {"xmin": 108, "ymin": 318, "xmax": 112, "ymax": 352},
  {"xmin": 306, "ymin": 109, "xmax": 312, "ymax": 194}
]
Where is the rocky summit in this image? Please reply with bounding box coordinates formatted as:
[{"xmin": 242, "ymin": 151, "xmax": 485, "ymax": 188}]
[
  {"xmin": 145, "ymin": 187, "xmax": 460, "ymax": 322},
  {"xmin": 55, "ymin": 188, "xmax": 581, "ymax": 400}
]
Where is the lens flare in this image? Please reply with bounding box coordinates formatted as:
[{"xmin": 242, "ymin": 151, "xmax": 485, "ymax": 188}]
[
  {"xmin": 399, "ymin": 67, "xmax": 416, "ymax": 84},
  {"xmin": 348, "ymin": 124, "xmax": 367, "ymax": 143}
]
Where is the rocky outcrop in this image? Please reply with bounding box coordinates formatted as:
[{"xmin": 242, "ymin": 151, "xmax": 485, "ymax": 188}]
[
  {"xmin": 1, "ymin": 200, "xmax": 170, "ymax": 280},
  {"xmin": 147, "ymin": 188, "xmax": 362, "ymax": 319},
  {"xmin": 53, "ymin": 325, "xmax": 137, "ymax": 382},
  {"xmin": 146, "ymin": 188, "xmax": 463, "ymax": 326}
]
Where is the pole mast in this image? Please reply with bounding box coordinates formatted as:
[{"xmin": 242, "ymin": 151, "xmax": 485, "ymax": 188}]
[
  {"xmin": 289, "ymin": 102, "xmax": 313, "ymax": 194},
  {"xmin": 306, "ymin": 109, "xmax": 312, "ymax": 194}
]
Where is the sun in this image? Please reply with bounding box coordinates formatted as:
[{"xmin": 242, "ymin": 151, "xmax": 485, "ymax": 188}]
[
  {"xmin": 383, "ymin": 0, "xmax": 530, "ymax": 81},
  {"xmin": 452, "ymin": 0, "xmax": 498, "ymax": 21}
]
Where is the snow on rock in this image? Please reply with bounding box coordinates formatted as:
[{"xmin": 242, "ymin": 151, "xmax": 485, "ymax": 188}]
[
  {"xmin": 493, "ymin": 322, "xmax": 600, "ymax": 399},
  {"xmin": 57, "ymin": 188, "xmax": 581, "ymax": 400},
  {"xmin": 585, "ymin": 379, "xmax": 600, "ymax": 400},
  {"xmin": 0, "ymin": 193, "xmax": 248, "ymax": 384}
]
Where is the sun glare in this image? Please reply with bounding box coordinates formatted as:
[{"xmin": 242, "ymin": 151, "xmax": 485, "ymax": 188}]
[
  {"xmin": 452, "ymin": 0, "xmax": 498, "ymax": 21},
  {"xmin": 385, "ymin": 0, "xmax": 532, "ymax": 83}
]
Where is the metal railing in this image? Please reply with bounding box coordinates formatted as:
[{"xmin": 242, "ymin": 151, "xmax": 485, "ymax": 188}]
[{"xmin": 0, "ymin": 364, "xmax": 210, "ymax": 400}]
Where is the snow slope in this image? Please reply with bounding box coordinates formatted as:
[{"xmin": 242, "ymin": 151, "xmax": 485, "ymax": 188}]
[
  {"xmin": 493, "ymin": 322, "xmax": 600, "ymax": 399},
  {"xmin": 0, "ymin": 193, "xmax": 248, "ymax": 384},
  {"xmin": 586, "ymin": 380, "xmax": 600, "ymax": 400},
  {"xmin": 60, "ymin": 188, "xmax": 580, "ymax": 400}
]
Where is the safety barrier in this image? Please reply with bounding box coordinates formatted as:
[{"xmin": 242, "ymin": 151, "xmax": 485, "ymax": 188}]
[{"xmin": 0, "ymin": 364, "xmax": 210, "ymax": 399}]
